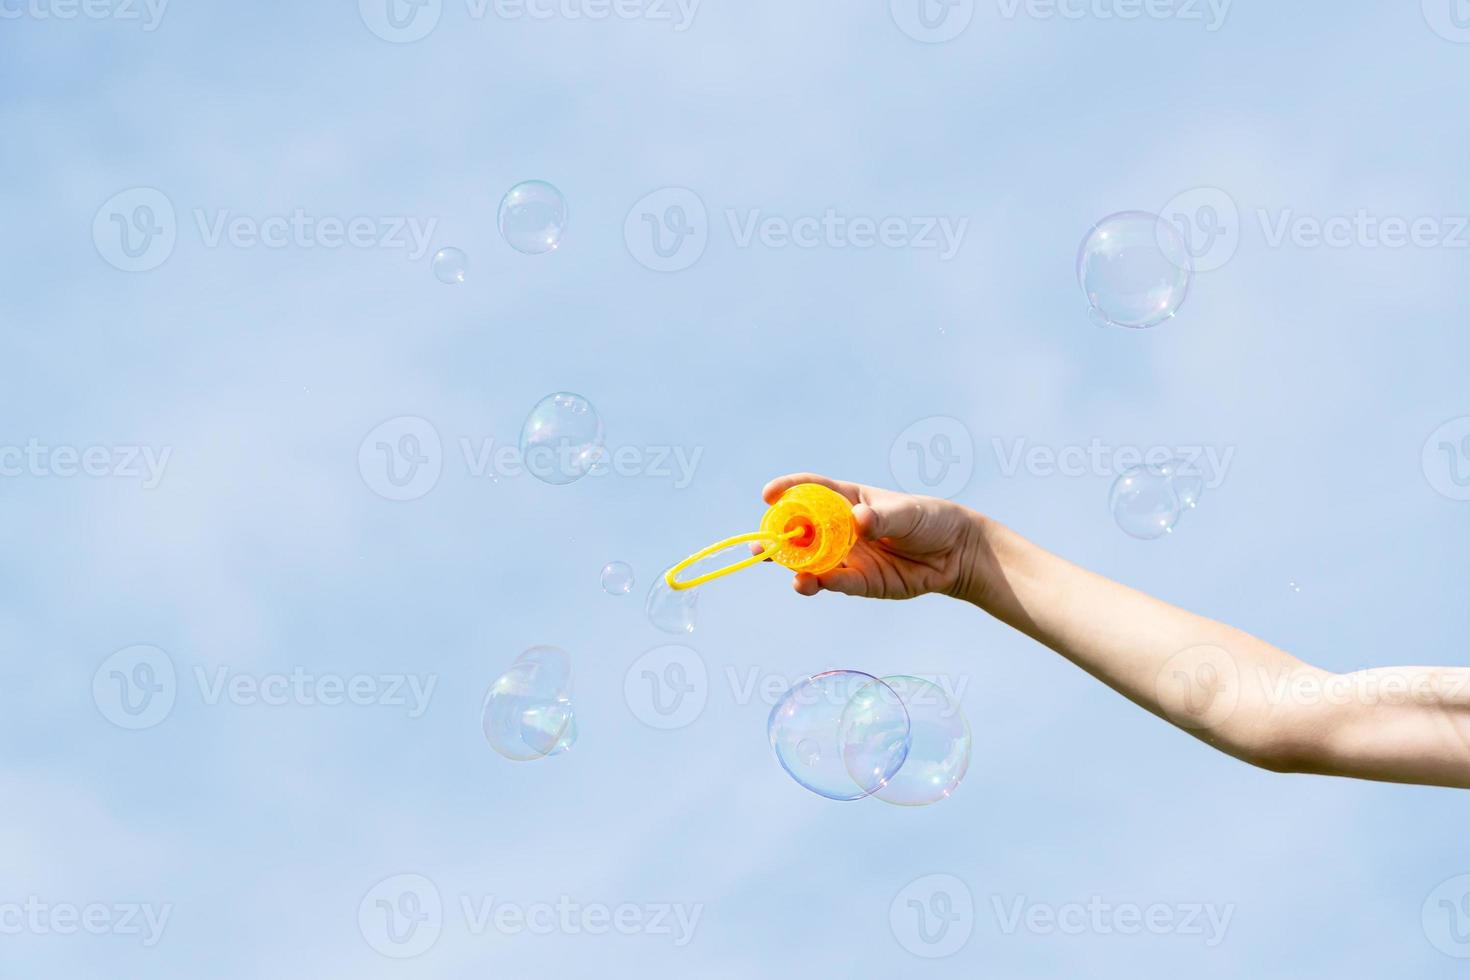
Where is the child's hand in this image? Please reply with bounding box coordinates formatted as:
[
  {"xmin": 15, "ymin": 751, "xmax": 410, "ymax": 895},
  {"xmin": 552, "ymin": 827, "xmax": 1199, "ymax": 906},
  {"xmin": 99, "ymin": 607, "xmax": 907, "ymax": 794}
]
[{"xmin": 759, "ymin": 473, "xmax": 983, "ymax": 601}]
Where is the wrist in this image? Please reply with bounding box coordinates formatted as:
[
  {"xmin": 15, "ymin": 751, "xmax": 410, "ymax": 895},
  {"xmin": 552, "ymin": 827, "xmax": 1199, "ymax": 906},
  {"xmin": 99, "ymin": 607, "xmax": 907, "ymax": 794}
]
[{"xmin": 947, "ymin": 507, "xmax": 1002, "ymax": 608}]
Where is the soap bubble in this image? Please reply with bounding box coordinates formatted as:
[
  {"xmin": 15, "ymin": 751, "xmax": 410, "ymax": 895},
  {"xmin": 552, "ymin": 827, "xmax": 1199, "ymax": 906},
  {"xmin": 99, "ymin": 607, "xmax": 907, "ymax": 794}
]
[
  {"xmin": 519, "ymin": 392, "xmax": 604, "ymax": 486},
  {"xmin": 866, "ymin": 677, "xmax": 970, "ymax": 807},
  {"xmin": 482, "ymin": 645, "xmax": 574, "ymax": 761},
  {"xmin": 1110, "ymin": 458, "xmax": 1205, "ymax": 539},
  {"xmin": 768, "ymin": 671, "xmax": 910, "ymax": 801},
  {"xmin": 1077, "ymin": 211, "xmax": 1191, "ymax": 329},
  {"xmin": 1109, "ymin": 463, "xmax": 1182, "ymax": 540},
  {"xmin": 1156, "ymin": 457, "xmax": 1205, "ymax": 509},
  {"xmin": 431, "ymin": 247, "xmax": 467, "ymax": 284},
  {"xmin": 601, "ymin": 561, "xmax": 635, "ymax": 595},
  {"xmin": 498, "ymin": 180, "xmax": 568, "ymax": 254},
  {"xmin": 645, "ymin": 567, "xmax": 697, "ymax": 634},
  {"xmin": 547, "ymin": 713, "xmax": 577, "ymax": 755}
]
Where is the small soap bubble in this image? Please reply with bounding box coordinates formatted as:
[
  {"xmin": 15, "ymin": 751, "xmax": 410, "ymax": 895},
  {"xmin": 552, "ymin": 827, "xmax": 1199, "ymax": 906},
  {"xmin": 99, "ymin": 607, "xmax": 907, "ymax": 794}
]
[
  {"xmin": 1110, "ymin": 464, "xmax": 1183, "ymax": 540},
  {"xmin": 601, "ymin": 561, "xmax": 635, "ymax": 595},
  {"xmin": 1157, "ymin": 458, "xmax": 1206, "ymax": 509},
  {"xmin": 645, "ymin": 568, "xmax": 697, "ymax": 634},
  {"xmin": 498, "ymin": 180, "xmax": 568, "ymax": 254},
  {"xmin": 482, "ymin": 646, "xmax": 575, "ymax": 762},
  {"xmin": 519, "ymin": 392, "xmax": 605, "ymax": 486},
  {"xmin": 768, "ymin": 671, "xmax": 910, "ymax": 801},
  {"xmin": 432, "ymin": 247, "xmax": 467, "ymax": 284},
  {"xmin": 1077, "ymin": 211, "xmax": 1191, "ymax": 329},
  {"xmin": 866, "ymin": 676, "xmax": 971, "ymax": 807}
]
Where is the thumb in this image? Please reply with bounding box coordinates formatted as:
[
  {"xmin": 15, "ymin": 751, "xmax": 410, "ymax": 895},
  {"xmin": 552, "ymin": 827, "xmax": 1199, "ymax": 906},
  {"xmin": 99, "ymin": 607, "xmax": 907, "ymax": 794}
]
[{"xmin": 855, "ymin": 497, "xmax": 924, "ymax": 541}]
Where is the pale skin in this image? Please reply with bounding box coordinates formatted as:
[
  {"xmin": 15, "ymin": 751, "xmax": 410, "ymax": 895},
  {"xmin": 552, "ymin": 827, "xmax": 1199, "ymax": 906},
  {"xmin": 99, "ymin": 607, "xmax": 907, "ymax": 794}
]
[{"xmin": 760, "ymin": 473, "xmax": 1470, "ymax": 790}]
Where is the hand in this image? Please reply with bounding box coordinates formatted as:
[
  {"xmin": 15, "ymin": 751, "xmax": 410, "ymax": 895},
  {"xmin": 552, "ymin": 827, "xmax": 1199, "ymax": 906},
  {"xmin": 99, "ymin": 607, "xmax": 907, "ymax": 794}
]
[{"xmin": 759, "ymin": 473, "xmax": 984, "ymax": 601}]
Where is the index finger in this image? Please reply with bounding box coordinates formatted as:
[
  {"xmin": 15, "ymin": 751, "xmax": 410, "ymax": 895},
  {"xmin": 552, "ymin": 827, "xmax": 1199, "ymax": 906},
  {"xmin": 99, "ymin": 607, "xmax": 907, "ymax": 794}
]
[{"xmin": 761, "ymin": 473, "xmax": 867, "ymax": 505}]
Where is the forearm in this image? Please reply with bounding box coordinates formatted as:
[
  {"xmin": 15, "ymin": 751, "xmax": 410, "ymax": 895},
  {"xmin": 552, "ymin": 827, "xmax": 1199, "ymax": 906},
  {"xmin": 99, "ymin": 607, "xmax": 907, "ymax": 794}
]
[{"xmin": 955, "ymin": 512, "xmax": 1470, "ymax": 786}]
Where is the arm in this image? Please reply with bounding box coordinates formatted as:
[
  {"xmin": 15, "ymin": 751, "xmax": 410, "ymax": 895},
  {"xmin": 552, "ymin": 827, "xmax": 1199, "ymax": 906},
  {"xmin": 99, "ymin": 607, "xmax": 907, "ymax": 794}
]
[{"xmin": 764, "ymin": 473, "xmax": 1470, "ymax": 789}]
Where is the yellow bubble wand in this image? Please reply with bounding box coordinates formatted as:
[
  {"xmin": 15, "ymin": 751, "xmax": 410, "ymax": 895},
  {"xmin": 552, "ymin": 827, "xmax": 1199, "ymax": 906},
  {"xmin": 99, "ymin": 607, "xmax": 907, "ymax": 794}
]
[{"xmin": 665, "ymin": 483, "xmax": 858, "ymax": 591}]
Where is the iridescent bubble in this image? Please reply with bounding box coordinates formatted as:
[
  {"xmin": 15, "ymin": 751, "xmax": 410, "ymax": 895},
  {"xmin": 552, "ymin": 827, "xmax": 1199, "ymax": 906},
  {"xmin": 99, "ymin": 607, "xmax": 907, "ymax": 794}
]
[
  {"xmin": 432, "ymin": 247, "xmax": 467, "ymax": 284},
  {"xmin": 498, "ymin": 180, "xmax": 568, "ymax": 255},
  {"xmin": 519, "ymin": 392, "xmax": 605, "ymax": 486},
  {"xmin": 865, "ymin": 676, "xmax": 970, "ymax": 807},
  {"xmin": 768, "ymin": 670, "xmax": 910, "ymax": 801},
  {"xmin": 1077, "ymin": 211, "xmax": 1191, "ymax": 329},
  {"xmin": 1109, "ymin": 463, "xmax": 1184, "ymax": 540},
  {"xmin": 601, "ymin": 561, "xmax": 634, "ymax": 595},
  {"xmin": 645, "ymin": 567, "xmax": 697, "ymax": 634},
  {"xmin": 1157, "ymin": 457, "xmax": 1205, "ymax": 509},
  {"xmin": 482, "ymin": 645, "xmax": 574, "ymax": 761},
  {"xmin": 546, "ymin": 713, "xmax": 577, "ymax": 755}
]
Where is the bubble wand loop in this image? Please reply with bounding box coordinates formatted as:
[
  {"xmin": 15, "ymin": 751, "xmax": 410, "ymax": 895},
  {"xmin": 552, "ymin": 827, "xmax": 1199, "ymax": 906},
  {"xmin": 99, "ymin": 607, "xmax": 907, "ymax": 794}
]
[{"xmin": 664, "ymin": 483, "xmax": 858, "ymax": 592}]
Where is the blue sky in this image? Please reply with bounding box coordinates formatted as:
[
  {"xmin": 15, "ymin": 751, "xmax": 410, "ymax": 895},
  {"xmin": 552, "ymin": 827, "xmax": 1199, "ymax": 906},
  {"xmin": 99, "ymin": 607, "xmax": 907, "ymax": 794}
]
[{"xmin": 3, "ymin": 0, "xmax": 1470, "ymax": 976}]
